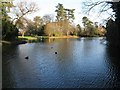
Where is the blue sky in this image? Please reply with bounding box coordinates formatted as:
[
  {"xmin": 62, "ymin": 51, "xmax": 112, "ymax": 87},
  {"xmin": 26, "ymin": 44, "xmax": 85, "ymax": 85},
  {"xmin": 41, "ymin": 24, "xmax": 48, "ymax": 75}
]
[{"xmin": 12, "ymin": 0, "xmax": 113, "ymax": 26}]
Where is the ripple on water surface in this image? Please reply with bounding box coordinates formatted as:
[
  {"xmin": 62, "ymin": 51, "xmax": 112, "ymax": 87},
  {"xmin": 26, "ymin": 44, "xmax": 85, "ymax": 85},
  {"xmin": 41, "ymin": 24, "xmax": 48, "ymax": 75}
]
[{"xmin": 2, "ymin": 38, "xmax": 120, "ymax": 88}]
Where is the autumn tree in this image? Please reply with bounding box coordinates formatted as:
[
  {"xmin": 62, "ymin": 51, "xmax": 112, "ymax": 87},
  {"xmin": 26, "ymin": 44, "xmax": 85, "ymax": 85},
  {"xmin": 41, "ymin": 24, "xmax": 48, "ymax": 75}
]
[
  {"xmin": 54, "ymin": 3, "xmax": 76, "ymax": 36},
  {"xmin": 44, "ymin": 21, "xmax": 70, "ymax": 36}
]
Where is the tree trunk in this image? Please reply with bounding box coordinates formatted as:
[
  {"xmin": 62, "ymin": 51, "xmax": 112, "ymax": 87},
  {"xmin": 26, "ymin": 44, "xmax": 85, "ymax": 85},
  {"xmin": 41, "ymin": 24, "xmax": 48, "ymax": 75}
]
[{"xmin": 22, "ymin": 31, "xmax": 26, "ymax": 37}]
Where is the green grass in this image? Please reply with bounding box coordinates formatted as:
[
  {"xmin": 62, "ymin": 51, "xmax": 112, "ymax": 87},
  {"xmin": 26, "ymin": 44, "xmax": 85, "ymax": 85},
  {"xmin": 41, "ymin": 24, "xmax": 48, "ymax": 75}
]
[
  {"xmin": 18, "ymin": 36, "xmax": 38, "ymax": 40},
  {"xmin": 18, "ymin": 36, "xmax": 49, "ymax": 40},
  {"xmin": 35, "ymin": 36, "xmax": 49, "ymax": 39}
]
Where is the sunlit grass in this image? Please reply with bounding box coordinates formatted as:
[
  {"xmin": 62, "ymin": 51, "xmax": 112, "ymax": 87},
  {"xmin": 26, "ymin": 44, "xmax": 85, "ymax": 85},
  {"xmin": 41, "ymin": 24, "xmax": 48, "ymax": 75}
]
[
  {"xmin": 18, "ymin": 36, "xmax": 49, "ymax": 40},
  {"xmin": 18, "ymin": 36, "xmax": 38, "ymax": 40},
  {"xmin": 18, "ymin": 35, "xmax": 79, "ymax": 41}
]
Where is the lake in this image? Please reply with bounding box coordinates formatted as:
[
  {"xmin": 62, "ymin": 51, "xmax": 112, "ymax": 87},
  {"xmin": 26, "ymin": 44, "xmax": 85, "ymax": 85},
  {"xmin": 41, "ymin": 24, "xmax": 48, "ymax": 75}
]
[{"xmin": 2, "ymin": 37, "xmax": 120, "ymax": 88}]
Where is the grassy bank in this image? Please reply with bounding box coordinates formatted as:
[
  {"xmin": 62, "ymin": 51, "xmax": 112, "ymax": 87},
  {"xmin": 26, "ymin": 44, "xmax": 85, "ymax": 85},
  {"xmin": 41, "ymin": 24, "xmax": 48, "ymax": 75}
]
[
  {"xmin": 18, "ymin": 36, "xmax": 38, "ymax": 40},
  {"xmin": 18, "ymin": 35, "xmax": 80, "ymax": 40},
  {"xmin": 18, "ymin": 36, "xmax": 49, "ymax": 40},
  {"xmin": 2, "ymin": 36, "xmax": 80, "ymax": 45},
  {"xmin": 49, "ymin": 35, "xmax": 80, "ymax": 38}
]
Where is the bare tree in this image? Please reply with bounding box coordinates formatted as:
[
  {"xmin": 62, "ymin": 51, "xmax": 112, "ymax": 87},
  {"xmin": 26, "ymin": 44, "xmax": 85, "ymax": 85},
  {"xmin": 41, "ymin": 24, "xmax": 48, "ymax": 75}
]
[
  {"xmin": 82, "ymin": 0, "xmax": 114, "ymax": 19},
  {"xmin": 83, "ymin": 0, "xmax": 120, "ymax": 48},
  {"xmin": 12, "ymin": 1, "xmax": 39, "ymax": 26},
  {"xmin": 10, "ymin": 1, "xmax": 38, "ymax": 37},
  {"xmin": 42, "ymin": 14, "xmax": 53, "ymax": 24}
]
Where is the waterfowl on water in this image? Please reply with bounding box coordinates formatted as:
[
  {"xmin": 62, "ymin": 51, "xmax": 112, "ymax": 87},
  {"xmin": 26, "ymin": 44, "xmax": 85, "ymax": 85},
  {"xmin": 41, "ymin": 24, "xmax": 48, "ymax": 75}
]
[
  {"xmin": 25, "ymin": 56, "xmax": 29, "ymax": 59},
  {"xmin": 55, "ymin": 52, "xmax": 57, "ymax": 54}
]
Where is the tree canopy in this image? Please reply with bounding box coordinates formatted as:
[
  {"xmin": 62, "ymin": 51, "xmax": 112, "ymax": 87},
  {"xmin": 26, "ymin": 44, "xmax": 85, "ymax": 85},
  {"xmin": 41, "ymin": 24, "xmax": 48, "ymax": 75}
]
[
  {"xmin": 55, "ymin": 3, "xmax": 75, "ymax": 23},
  {"xmin": 1, "ymin": 1, "xmax": 108, "ymax": 41}
]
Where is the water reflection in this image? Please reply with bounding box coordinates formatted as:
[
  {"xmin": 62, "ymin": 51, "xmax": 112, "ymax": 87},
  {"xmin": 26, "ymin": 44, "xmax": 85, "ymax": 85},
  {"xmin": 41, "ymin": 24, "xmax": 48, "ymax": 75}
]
[
  {"xmin": 106, "ymin": 45, "xmax": 120, "ymax": 88},
  {"xmin": 2, "ymin": 37, "xmax": 120, "ymax": 88},
  {"xmin": 27, "ymin": 38, "xmax": 56, "ymax": 43}
]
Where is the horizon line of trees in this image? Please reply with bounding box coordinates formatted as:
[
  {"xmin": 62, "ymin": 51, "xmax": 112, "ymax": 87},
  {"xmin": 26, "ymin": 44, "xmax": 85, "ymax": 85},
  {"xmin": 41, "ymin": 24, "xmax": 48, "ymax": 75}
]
[{"xmin": 2, "ymin": 1, "xmax": 106, "ymax": 41}]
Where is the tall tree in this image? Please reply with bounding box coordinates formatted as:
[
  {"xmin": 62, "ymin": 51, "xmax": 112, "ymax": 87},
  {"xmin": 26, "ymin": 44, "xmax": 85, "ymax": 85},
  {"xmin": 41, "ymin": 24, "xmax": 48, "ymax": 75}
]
[
  {"xmin": 10, "ymin": 1, "xmax": 38, "ymax": 37},
  {"xmin": 65, "ymin": 9, "xmax": 75, "ymax": 23},
  {"xmin": 33, "ymin": 16, "xmax": 45, "ymax": 35},
  {"xmin": 55, "ymin": 3, "xmax": 66, "ymax": 21},
  {"xmin": 1, "ymin": 0, "xmax": 18, "ymax": 40},
  {"xmin": 82, "ymin": 16, "xmax": 95, "ymax": 36},
  {"xmin": 12, "ymin": 1, "xmax": 38, "ymax": 28},
  {"xmin": 55, "ymin": 3, "xmax": 76, "ymax": 35},
  {"xmin": 34, "ymin": 16, "xmax": 41, "ymax": 29},
  {"xmin": 76, "ymin": 24, "xmax": 82, "ymax": 36},
  {"xmin": 25, "ymin": 19, "xmax": 35, "ymax": 36},
  {"xmin": 55, "ymin": 3, "xmax": 75, "ymax": 22},
  {"xmin": 82, "ymin": 16, "xmax": 93, "ymax": 28}
]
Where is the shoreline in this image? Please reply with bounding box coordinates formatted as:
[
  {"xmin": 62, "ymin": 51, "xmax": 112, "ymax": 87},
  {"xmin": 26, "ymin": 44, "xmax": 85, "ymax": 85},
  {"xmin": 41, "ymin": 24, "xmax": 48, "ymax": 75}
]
[
  {"xmin": 18, "ymin": 36, "xmax": 80, "ymax": 39},
  {"xmin": 2, "ymin": 40, "xmax": 27, "ymax": 45},
  {"xmin": 2, "ymin": 36, "xmax": 80, "ymax": 45},
  {"xmin": 48, "ymin": 36, "xmax": 80, "ymax": 39},
  {"xmin": 2, "ymin": 36, "xmax": 105, "ymax": 45}
]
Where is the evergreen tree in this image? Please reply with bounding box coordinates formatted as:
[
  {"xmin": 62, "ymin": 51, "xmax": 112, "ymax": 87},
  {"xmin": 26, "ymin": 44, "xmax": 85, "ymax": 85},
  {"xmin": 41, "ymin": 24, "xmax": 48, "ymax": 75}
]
[
  {"xmin": 1, "ymin": 1, "xmax": 18, "ymax": 40},
  {"xmin": 82, "ymin": 16, "xmax": 95, "ymax": 36},
  {"xmin": 55, "ymin": 3, "xmax": 66, "ymax": 21}
]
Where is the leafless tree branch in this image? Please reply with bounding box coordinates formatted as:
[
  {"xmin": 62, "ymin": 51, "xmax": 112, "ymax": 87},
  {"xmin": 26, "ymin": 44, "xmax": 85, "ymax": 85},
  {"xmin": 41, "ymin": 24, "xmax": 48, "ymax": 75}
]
[
  {"xmin": 82, "ymin": 0, "xmax": 112, "ymax": 15},
  {"xmin": 12, "ymin": 1, "xmax": 39, "ymax": 25}
]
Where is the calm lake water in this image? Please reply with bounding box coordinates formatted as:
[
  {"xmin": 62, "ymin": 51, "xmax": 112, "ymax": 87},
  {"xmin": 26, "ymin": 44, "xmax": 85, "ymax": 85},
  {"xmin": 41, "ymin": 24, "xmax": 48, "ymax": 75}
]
[{"xmin": 2, "ymin": 37, "xmax": 120, "ymax": 88}]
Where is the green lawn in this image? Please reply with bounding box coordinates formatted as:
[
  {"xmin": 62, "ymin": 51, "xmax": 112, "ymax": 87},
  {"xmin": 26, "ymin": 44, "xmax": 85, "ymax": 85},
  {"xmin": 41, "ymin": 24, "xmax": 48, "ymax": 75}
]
[
  {"xmin": 18, "ymin": 36, "xmax": 38, "ymax": 40},
  {"xmin": 18, "ymin": 35, "xmax": 80, "ymax": 40},
  {"xmin": 18, "ymin": 36, "xmax": 49, "ymax": 40}
]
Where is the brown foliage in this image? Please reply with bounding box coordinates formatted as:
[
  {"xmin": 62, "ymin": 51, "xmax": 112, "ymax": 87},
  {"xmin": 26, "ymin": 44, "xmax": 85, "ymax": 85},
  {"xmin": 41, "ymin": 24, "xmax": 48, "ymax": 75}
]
[{"xmin": 44, "ymin": 20, "xmax": 75, "ymax": 36}]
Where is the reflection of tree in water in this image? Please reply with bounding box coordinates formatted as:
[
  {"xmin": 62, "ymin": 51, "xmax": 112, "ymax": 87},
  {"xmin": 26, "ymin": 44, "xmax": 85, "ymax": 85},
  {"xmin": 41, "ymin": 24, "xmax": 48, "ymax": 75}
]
[
  {"xmin": 35, "ymin": 38, "xmax": 75, "ymax": 60},
  {"xmin": 2, "ymin": 45, "xmax": 19, "ymax": 88},
  {"xmin": 37, "ymin": 38, "xmax": 55, "ymax": 43},
  {"xmin": 106, "ymin": 45, "xmax": 120, "ymax": 88},
  {"xmin": 81, "ymin": 38, "xmax": 94, "ymax": 57},
  {"xmin": 51, "ymin": 39, "xmax": 77, "ymax": 86},
  {"xmin": 56, "ymin": 39, "xmax": 74, "ymax": 60}
]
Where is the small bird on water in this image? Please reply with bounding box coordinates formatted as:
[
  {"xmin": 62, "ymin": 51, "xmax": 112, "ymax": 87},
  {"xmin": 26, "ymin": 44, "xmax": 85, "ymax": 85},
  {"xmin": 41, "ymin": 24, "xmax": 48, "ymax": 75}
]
[
  {"xmin": 25, "ymin": 56, "xmax": 29, "ymax": 59},
  {"xmin": 55, "ymin": 52, "xmax": 57, "ymax": 54}
]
